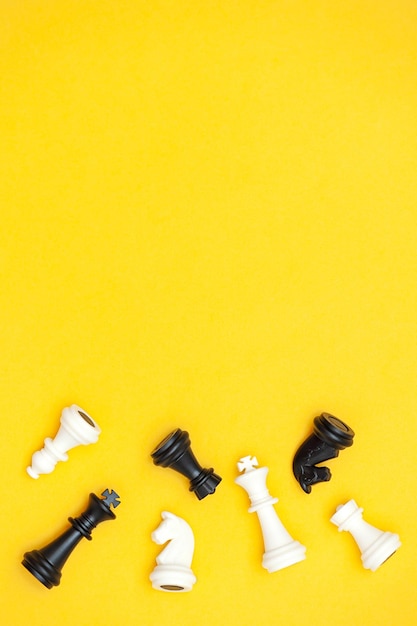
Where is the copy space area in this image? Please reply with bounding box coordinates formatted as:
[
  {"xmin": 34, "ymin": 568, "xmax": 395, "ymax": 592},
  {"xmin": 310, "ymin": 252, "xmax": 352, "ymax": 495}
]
[{"xmin": 1, "ymin": 2, "xmax": 416, "ymax": 625}]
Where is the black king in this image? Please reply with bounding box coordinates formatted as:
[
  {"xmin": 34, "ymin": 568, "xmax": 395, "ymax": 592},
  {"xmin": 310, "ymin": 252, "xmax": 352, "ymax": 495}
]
[{"xmin": 22, "ymin": 489, "xmax": 120, "ymax": 588}]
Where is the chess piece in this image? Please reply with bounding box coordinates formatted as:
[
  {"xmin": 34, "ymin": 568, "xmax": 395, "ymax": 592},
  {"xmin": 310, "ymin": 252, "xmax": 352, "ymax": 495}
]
[
  {"xmin": 27, "ymin": 404, "xmax": 101, "ymax": 478},
  {"xmin": 150, "ymin": 511, "xmax": 197, "ymax": 592},
  {"xmin": 330, "ymin": 499, "xmax": 401, "ymax": 571},
  {"xmin": 293, "ymin": 412, "xmax": 354, "ymax": 493},
  {"xmin": 151, "ymin": 428, "xmax": 221, "ymax": 499},
  {"xmin": 22, "ymin": 489, "xmax": 120, "ymax": 588},
  {"xmin": 235, "ymin": 455, "xmax": 306, "ymax": 572}
]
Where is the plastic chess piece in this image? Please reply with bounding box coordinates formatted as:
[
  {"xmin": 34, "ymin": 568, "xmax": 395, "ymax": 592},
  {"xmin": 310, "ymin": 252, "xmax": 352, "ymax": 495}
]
[
  {"xmin": 293, "ymin": 412, "xmax": 354, "ymax": 493},
  {"xmin": 151, "ymin": 428, "xmax": 221, "ymax": 499},
  {"xmin": 150, "ymin": 511, "xmax": 197, "ymax": 592},
  {"xmin": 22, "ymin": 489, "xmax": 120, "ymax": 588},
  {"xmin": 235, "ymin": 455, "xmax": 306, "ymax": 572},
  {"xmin": 27, "ymin": 404, "xmax": 101, "ymax": 478},
  {"xmin": 330, "ymin": 499, "xmax": 401, "ymax": 571}
]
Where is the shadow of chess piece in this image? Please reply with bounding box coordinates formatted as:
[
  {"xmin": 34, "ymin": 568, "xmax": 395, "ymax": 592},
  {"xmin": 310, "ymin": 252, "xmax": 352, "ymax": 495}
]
[
  {"xmin": 293, "ymin": 412, "xmax": 354, "ymax": 493},
  {"xmin": 151, "ymin": 428, "xmax": 221, "ymax": 499},
  {"xmin": 22, "ymin": 489, "xmax": 120, "ymax": 588}
]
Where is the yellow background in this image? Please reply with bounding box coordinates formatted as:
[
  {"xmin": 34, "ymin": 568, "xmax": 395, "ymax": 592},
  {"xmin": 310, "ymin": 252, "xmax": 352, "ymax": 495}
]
[{"xmin": 1, "ymin": 1, "xmax": 416, "ymax": 624}]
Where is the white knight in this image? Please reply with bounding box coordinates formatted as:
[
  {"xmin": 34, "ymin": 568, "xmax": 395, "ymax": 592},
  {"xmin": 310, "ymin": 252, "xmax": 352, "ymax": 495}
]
[{"xmin": 150, "ymin": 511, "xmax": 197, "ymax": 592}]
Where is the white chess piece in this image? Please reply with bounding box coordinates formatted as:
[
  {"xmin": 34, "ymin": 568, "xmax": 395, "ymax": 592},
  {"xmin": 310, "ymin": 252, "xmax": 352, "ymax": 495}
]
[
  {"xmin": 150, "ymin": 511, "xmax": 197, "ymax": 592},
  {"xmin": 27, "ymin": 404, "xmax": 101, "ymax": 478},
  {"xmin": 330, "ymin": 499, "xmax": 401, "ymax": 571},
  {"xmin": 235, "ymin": 455, "xmax": 306, "ymax": 573}
]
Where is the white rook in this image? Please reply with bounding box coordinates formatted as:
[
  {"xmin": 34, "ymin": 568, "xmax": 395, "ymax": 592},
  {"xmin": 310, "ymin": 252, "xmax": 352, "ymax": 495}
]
[
  {"xmin": 27, "ymin": 404, "xmax": 101, "ymax": 478},
  {"xmin": 235, "ymin": 455, "xmax": 306, "ymax": 573},
  {"xmin": 330, "ymin": 499, "xmax": 401, "ymax": 571}
]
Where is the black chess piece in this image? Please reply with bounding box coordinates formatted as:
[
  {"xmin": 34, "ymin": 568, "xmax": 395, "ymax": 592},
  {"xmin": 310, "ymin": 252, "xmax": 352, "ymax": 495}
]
[
  {"xmin": 293, "ymin": 412, "xmax": 354, "ymax": 493},
  {"xmin": 22, "ymin": 489, "xmax": 120, "ymax": 588},
  {"xmin": 151, "ymin": 428, "xmax": 222, "ymax": 499}
]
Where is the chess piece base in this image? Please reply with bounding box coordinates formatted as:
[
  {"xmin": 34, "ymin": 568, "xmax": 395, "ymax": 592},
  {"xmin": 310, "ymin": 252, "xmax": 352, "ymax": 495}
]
[
  {"xmin": 313, "ymin": 413, "xmax": 355, "ymax": 449},
  {"xmin": 22, "ymin": 549, "xmax": 61, "ymax": 588},
  {"xmin": 150, "ymin": 564, "xmax": 196, "ymax": 592},
  {"xmin": 362, "ymin": 532, "xmax": 401, "ymax": 571},
  {"xmin": 262, "ymin": 540, "xmax": 306, "ymax": 573}
]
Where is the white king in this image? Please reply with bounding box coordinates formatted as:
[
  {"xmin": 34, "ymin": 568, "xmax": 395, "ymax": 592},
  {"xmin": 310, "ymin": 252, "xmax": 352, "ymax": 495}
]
[
  {"xmin": 330, "ymin": 499, "xmax": 401, "ymax": 571},
  {"xmin": 235, "ymin": 455, "xmax": 306, "ymax": 573},
  {"xmin": 27, "ymin": 404, "xmax": 101, "ymax": 478}
]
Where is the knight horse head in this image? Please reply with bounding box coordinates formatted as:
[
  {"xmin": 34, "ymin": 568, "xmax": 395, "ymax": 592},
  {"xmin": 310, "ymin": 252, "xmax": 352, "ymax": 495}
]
[
  {"xmin": 152, "ymin": 511, "xmax": 195, "ymax": 568},
  {"xmin": 293, "ymin": 413, "xmax": 354, "ymax": 493}
]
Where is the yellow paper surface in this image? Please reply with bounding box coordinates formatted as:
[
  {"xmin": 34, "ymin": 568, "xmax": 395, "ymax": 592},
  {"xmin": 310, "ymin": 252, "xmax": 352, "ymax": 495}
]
[{"xmin": 1, "ymin": 2, "xmax": 416, "ymax": 624}]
